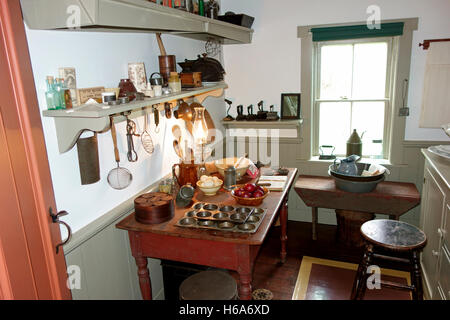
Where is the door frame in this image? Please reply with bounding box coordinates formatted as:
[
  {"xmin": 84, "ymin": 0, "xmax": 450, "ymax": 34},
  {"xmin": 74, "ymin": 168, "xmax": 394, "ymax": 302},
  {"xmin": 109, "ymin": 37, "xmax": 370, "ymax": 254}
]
[{"xmin": 0, "ymin": 0, "xmax": 71, "ymax": 299}]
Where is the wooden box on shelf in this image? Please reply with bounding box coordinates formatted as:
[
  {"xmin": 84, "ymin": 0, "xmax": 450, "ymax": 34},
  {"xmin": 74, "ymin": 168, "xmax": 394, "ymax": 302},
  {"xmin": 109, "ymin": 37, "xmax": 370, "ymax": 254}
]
[{"xmin": 180, "ymin": 72, "xmax": 202, "ymax": 88}]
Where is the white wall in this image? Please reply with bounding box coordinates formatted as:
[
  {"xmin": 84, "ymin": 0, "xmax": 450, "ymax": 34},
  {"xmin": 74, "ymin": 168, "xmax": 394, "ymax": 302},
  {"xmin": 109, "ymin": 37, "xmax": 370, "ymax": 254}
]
[
  {"xmin": 25, "ymin": 26, "xmax": 225, "ymax": 233},
  {"xmin": 221, "ymin": 0, "xmax": 450, "ymax": 141}
]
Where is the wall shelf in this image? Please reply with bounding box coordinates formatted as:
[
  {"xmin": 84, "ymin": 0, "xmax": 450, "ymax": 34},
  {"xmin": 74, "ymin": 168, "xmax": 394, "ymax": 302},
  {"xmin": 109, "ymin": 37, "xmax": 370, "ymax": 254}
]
[
  {"xmin": 43, "ymin": 82, "xmax": 227, "ymax": 153},
  {"xmin": 20, "ymin": 0, "xmax": 254, "ymax": 44}
]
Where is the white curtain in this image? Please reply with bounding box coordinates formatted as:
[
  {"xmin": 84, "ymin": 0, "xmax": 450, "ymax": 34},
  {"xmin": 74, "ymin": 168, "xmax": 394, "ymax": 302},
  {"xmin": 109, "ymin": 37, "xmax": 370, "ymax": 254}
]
[{"xmin": 419, "ymin": 42, "xmax": 450, "ymax": 128}]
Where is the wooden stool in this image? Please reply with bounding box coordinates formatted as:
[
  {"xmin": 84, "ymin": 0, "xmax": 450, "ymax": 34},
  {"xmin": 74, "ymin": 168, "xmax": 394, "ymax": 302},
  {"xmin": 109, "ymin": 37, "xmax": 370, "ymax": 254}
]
[
  {"xmin": 351, "ymin": 219, "xmax": 427, "ymax": 300},
  {"xmin": 179, "ymin": 270, "xmax": 238, "ymax": 300}
]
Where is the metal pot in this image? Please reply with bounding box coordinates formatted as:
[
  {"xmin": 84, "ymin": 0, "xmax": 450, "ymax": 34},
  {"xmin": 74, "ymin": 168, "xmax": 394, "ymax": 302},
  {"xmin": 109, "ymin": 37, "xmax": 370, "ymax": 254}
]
[{"xmin": 150, "ymin": 72, "xmax": 164, "ymax": 86}]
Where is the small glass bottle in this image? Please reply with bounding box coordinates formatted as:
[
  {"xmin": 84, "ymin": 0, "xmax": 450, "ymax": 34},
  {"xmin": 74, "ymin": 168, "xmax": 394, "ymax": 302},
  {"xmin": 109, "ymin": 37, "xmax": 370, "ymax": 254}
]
[
  {"xmin": 205, "ymin": 0, "xmax": 219, "ymax": 19},
  {"xmin": 59, "ymin": 78, "xmax": 73, "ymax": 109},
  {"xmin": 54, "ymin": 78, "xmax": 65, "ymax": 109},
  {"xmin": 45, "ymin": 76, "xmax": 57, "ymax": 110},
  {"xmin": 168, "ymin": 72, "xmax": 182, "ymax": 93},
  {"xmin": 198, "ymin": 0, "xmax": 205, "ymax": 16}
]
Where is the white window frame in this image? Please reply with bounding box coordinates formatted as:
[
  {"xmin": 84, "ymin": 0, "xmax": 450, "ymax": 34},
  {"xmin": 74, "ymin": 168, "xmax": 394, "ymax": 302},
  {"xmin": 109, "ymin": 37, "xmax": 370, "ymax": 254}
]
[
  {"xmin": 312, "ymin": 37, "xmax": 398, "ymax": 159},
  {"xmin": 298, "ymin": 18, "xmax": 418, "ymax": 165}
]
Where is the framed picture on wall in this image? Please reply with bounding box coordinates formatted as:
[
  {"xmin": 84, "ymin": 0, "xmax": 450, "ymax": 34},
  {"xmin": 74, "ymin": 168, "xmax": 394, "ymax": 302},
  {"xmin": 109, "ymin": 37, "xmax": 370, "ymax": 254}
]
[{"xmin": 281, "ymin": 93, "xmax": 301, "ymax": 120}]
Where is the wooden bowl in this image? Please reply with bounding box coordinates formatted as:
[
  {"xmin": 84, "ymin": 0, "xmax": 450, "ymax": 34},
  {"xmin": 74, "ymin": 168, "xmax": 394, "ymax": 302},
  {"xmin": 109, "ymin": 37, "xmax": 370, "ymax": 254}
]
[{"xmin": 231, "ymin": 186, "xmax": 269, "ymax": 206}]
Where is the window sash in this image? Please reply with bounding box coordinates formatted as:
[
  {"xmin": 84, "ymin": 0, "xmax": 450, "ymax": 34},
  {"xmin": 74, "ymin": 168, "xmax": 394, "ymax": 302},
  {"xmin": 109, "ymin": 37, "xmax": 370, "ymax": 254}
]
[
  {"xmin": 312, "ymin": 37, "xmax": 396, "ymax": 159},
  {"xmin": 315, "ymin": 100, "xmax": 390, "ymax": 157}
]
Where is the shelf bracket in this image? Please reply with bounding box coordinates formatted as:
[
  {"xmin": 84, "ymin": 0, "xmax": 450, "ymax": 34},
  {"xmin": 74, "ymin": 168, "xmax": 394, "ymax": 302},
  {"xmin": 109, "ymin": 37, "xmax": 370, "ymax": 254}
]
[
  {"xmin": 194, "ymin": 88, "xmax": 224, "ymax": 104},
  {"xmin": 53, "ymin": 116, "xmax": 110, "ymax": 153}
]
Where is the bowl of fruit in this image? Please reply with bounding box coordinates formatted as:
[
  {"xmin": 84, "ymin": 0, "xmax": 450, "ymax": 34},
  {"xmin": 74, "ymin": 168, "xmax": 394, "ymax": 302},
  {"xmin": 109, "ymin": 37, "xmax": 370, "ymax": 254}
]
[
  {"xmin": 197, "ymin": 175, "xmax": 223, "ymax": 196},
  {"xmin": 231, "ymin": 183, "xmax": 269, "ymax": 206}
]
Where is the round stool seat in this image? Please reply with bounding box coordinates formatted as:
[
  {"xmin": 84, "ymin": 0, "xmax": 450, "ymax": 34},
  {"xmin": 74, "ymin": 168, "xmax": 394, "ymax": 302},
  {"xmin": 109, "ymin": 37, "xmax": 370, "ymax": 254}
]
[
  {"xmin": 179, "ymin": 270, "xmax": 238, "ymax": 300},
  {"xmin": 361, "ymin": 219, "xmax": 426, "ymax": 251}
]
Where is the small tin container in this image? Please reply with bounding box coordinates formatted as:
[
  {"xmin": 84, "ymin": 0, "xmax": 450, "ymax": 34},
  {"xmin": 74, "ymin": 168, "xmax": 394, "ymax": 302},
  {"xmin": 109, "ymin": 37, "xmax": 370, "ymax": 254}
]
[
  {"xmin": 175, "ymin": 183, "xmax": 195, "ymax": 208},
  {"xmin": 224, "ymin": 166, "xmax": 236, "ymax": 190},
  {"xmin": 102, "ymin": 92, "xmax": 116, "ymax": 104}
]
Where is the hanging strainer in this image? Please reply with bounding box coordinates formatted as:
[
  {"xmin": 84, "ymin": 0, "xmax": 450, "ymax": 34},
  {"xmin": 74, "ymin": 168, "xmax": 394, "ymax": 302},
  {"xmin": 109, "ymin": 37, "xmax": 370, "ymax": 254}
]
[{"xmin": 107, "ymin": 116, "xmax": 132, "ymax": 190}]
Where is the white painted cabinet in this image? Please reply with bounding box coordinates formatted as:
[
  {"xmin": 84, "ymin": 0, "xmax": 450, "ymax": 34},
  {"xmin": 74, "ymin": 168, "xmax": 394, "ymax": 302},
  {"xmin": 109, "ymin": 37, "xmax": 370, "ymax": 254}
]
[{"xmin": 420, "ymin": 149, "xmax": 450, "ymax": 300}]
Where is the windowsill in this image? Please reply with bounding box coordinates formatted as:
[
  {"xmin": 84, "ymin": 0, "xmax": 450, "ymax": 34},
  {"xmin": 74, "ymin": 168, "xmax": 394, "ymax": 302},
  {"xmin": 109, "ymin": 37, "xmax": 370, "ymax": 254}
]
[{"xmin": 306, "ymin": 156, "xmax": 392, "ymax": 166}]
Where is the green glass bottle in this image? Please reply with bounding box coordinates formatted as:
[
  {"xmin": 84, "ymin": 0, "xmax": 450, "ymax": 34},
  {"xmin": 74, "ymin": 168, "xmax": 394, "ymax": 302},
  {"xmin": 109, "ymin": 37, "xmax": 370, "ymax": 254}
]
[
  {"xmin": 54, "ymin": 78, "xmax": 65, "ymax": 109},
  {"xmin": 45, "ymin": 76, "xmax": 57, "ymax": 110},
  {"xmin": 198, "ymin": 0, "xmax": 205, "ymax": 16}
]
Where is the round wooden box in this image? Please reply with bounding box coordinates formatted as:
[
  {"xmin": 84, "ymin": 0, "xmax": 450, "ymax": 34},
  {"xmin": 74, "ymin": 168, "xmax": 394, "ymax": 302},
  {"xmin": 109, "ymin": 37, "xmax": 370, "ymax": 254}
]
[{"xmin": 134, "ymin": 192, "xmax": 174, "ymax": 224}]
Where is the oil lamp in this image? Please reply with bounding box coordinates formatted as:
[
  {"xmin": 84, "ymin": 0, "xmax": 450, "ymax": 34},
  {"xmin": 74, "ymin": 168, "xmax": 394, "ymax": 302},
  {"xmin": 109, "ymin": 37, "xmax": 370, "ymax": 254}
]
[
  {"xmin": 192, "ymin": 106, "xmax": 208, "ymax": 166},
  {"xmin": 192, "ymin": 106, "xmax": 208, "ymax": 145}
]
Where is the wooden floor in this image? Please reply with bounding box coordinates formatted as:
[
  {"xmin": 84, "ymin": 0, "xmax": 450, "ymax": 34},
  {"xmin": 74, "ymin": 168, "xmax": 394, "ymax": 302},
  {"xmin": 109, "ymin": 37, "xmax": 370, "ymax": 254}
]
[{"xmin": 244, "ymin": 221, "xmax": 410, "ymax": 300}]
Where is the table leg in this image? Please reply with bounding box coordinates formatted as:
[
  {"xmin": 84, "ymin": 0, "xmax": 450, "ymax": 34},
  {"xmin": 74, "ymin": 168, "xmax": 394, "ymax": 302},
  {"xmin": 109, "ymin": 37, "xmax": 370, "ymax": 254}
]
[
  {"xmin": 135, "ymin": 256, "xmax": 152, "ymax": 300},
  {"xmin": 236, "ymin": 245, "xmax": 253, "ymax": 300},
  {"xmin": 280, "ymin": 197, "xmax": 288, "ymax": 264},
  {"xmin": 312, "ymin": 207, "xmax": 318, "ymax": 240}
]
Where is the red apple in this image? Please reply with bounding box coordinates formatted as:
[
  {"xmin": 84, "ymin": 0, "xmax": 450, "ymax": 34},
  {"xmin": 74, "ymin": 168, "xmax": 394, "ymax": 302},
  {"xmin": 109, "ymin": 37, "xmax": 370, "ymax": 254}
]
[
  {"xmin": 242, "ymin": 192, "xmax": 252, "ymax": 198},
  {"xmin": 244, "ymin": 183, "xmax": 257, "ymax": 193},
  {"xmin": 253, "ymin": 190, "xmax": 265, "ymax": 198},
  {"xmin": 256, "ymin": 186, "xmax": 264, "ymax": 193}
]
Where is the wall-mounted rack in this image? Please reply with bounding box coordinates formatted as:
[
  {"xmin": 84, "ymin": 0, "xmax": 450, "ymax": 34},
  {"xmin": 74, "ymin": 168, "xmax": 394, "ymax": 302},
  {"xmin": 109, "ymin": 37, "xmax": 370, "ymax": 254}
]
[
  {"xmin": 43, "ymin": 82, "xmax": 227, "ymax": 153},
  {"xmin": 419, "ymin": 38, "xmax": 450, "ymax": 50}
]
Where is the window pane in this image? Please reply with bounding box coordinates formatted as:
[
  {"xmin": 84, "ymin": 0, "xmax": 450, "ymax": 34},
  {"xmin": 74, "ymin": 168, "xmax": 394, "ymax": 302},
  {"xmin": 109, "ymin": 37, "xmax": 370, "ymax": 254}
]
[
  {"xmin": 351, "ymin": 102, "xmax": 385, "ymax": 157},
  {"xmin": 352, "ymin": 42, "xmax": 388, "ymax": 99},
  {"xmin": 319, "ymin": 102, "xmax": 351, "ymax": 155},
  {"xmin": 319, "ymin": 44, "xmax": 353, "ymax": 99}
]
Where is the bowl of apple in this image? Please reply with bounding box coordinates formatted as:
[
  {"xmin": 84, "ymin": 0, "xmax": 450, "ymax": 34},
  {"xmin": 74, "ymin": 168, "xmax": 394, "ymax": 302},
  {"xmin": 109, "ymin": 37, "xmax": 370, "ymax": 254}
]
[{"xmin": 231, "ymin": 183, "xmax": 269, "ymax": 206}]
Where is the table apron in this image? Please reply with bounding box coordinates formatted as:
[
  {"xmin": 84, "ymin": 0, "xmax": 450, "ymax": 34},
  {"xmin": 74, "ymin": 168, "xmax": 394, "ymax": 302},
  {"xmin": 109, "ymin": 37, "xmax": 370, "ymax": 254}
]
[{"xmin": 129, "ymin": 231, "xmax": 261, "ymax": 271}]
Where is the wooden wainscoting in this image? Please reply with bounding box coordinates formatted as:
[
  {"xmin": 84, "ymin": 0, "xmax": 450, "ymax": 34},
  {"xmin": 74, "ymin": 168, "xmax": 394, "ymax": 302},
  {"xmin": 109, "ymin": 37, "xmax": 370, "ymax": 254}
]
[{"xmin": 63, "ymin": 186, "xmax": 165, "ymax": 300}]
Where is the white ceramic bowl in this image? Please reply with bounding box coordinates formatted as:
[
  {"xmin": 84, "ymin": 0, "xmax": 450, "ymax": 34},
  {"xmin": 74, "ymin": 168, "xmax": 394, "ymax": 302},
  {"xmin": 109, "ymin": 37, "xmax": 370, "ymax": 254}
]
[{"xmin": 196, "ymin": 180, "xmax": 223, "ymax": 196}]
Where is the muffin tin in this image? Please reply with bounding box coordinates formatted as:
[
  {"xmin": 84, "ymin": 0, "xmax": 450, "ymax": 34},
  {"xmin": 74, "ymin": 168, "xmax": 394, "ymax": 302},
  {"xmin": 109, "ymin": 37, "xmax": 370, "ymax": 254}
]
[{"xmin": 176, "ymin": 202, "xmax": 267, "ymax": 234}]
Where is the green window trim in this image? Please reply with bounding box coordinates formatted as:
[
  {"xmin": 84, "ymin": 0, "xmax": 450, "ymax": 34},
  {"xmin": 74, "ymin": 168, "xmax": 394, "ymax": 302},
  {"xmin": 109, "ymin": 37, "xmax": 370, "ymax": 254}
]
[{"xmin": 311, "ymin": 22, "xmax": 404, "ymax": 42}]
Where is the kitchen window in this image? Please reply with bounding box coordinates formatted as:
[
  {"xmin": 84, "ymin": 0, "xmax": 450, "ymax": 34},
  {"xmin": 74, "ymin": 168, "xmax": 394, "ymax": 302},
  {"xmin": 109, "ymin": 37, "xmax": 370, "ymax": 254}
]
[{"xmin": 312, "ymin": 37, "xmax": 396, "ymax": 159}]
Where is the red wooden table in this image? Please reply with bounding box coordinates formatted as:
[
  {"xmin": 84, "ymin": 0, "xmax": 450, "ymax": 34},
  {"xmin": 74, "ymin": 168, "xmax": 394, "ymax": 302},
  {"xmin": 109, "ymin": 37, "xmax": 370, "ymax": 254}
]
[
  {"xmin": 294, "ymin": 175, "xmax": 421, "ymax": 241},
  {"xmin": 116, "ymin": 168, "xmax": 298, "ymax": 300}
]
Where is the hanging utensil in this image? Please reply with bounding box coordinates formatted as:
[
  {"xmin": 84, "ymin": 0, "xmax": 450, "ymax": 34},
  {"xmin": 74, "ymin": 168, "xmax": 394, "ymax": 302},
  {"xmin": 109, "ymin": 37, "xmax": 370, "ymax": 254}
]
[
  {"xmin": 172, "ymin": 124, "xmax": 182, "ymax": 142},
  {"xmin": 173, "ymin": 140, "xmax": 183, "ymax": 160},
  {"xmin": 141, "ymin": 108, "xmax": 154, "ymax": 154},
  {"xmin": 153, "ymin": 105, "xmax": 160, "ymax": 133},
  {"xmin": 165, "ymin": 102, "xmax": 172, "ymax": 119},
  {"xmin": 125, "ymin": 114, "xmax": 139, "ymax": 162},
  {"xmin": 107, "ymin": 116, "xmax": 133, "ymax": 190}
]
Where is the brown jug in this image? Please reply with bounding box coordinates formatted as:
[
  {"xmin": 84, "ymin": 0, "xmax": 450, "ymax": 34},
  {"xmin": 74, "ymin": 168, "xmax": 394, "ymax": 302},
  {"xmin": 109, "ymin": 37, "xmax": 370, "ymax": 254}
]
[{"xmin": 172, "ymin": 162, "xmax": 199, "ymax": 187}]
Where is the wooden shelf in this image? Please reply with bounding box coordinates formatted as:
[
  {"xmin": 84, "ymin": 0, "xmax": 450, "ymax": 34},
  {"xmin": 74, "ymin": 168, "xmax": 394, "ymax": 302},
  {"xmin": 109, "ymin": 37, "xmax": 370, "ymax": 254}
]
[
  {"xmin": 44, "ymin": 82, "xmax": 227, "ymax": 153},
  {"xmin": 222, "ymin": 119, "xmax": 304, "ymax": 128},
  {"xmin": 20, "ymin": 0, "xmax": 253, "ymax": 44}
]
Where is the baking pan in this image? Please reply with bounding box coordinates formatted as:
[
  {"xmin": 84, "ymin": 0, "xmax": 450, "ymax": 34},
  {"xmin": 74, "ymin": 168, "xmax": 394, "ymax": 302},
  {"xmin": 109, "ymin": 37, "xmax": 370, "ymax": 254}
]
[{"xmin": 175, "ymin": 203, "xmax": 267, "ymax": 234}]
